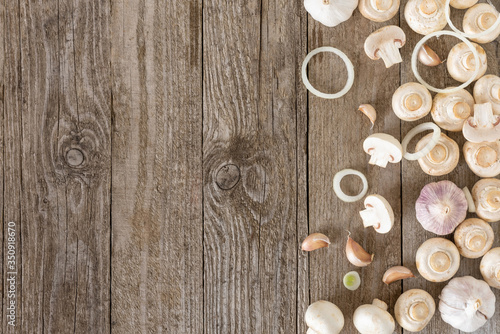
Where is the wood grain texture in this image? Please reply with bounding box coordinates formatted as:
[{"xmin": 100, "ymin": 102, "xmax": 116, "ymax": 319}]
[{"xmin": 110, "ymin": 0, "xmax": 203, "ymax": 333}]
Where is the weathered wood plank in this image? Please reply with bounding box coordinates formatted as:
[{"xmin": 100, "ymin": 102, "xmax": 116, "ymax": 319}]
[
  {"xmin": 307, "ymin": 10, "xmax": 403, "ymax": 334},
  {"xmin": 110, "ymin": 0, "xmax": 204, "ymax": 332},
  {"xmin": 203, "ymin": 0, "xmax": 307, "ymax": 332}
]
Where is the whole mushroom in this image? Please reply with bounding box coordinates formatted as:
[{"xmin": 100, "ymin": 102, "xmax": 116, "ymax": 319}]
[
  {"xmin": 463, "ymin": 141, "xmax": 500, "ymax": 177},
  {"xmin": 304, "ymin": 0, "xmax": 359, "ymax": 27},
  {"xmin": 474, "ymin": 74, "xmax": 500, "ymax": 114},
  {"xmin": 447, "ymin": 42, "xmax": 487, "ymax": 83},
  {"xmin": 480, "ymin": 247, "xmax": 500, "ymax": 289},
  {"xmin": 450, "ymin": 0, "xmax": 478, "ymax": 9},
  {"xmin": 363, "ymin": 133, "xmax": 403, "ymax": 168},
  {"xmin": 472, "ymin": 178, "xmax": 500, "ymax": 222},
  {"xmin": 405, "ymin": 0, "xmax": 447, "ymax": 35},
  {"xmin": 305, "ymin": 300, "xmax": 344, "ymax": 334},
  {"xmin": 395, "ymin": 289, "xmax": 435, "ymax": 332},
  {"xmin": 430, "ymin": 88, "xmax": 474, "ymax": 131},
  {"xmin": 359, "ymin": 0, "xmax": 400, "ymax": 22},
  {"xmin": 359, "ymin": 194, "xmax": 394, "ymax": 234},
  {"xmin": 392, "ymin": 82, "xmax": 432, "ymax": 121},
  {"xmin": 454, "ymin": 218, "xmax": 494, "ymax": 259},
  {"xmin": 463, "ymin": 3, "xmax": 500, "ymax": 44},
  {"xmin": 364, "ymin": 25, "xmax": 406, "ymax": 68},
  {"xmin": 462, "ymin": 103, "xmax": 500, "ymax": 143},
  {"xmin": 416, "ymin": 133, "xmax": 459, "ymax": 176},
  {"xmin": 416, "ymin": 237, "xmax": 460, "ymax": 282},
  {"xmin": 353, "ymin": 299, "xmax": 395, "ymax": 334}
]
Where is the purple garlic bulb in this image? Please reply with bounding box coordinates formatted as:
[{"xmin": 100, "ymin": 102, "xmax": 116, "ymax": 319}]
[{"xmin": 416, "ymin": 180, "xmax": 467, "ymax": 235}]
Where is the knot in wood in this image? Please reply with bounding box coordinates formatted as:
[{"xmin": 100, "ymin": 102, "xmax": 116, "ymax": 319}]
[
  {"xmin": 65, "ymin": 148, "xmax": 85, "ymax": 167},
  {"xmin": 216, "ymin": 164, "xmax": 240, "ymax": 190}
]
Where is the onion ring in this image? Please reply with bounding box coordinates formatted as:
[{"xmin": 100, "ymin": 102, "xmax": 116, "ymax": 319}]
[
  {"xmin": 445, "ymin": 0, "xmax": 500, "ymax": 39},
  {"xmin": 402, "ymin": 122, "xmax": 441, "ymax": 161},
  {"xmin": 333, "ymin": 169, "xmax": 368, "ymax": 203},
  {"xmin": 411, "ymin": 30, "xmax": 480, "ymax": 94},
  {"xmin": 463, "ymin": 186, "xmax": 476, "ymax": 213},
  {"xmin": 301, "ymin": 47, "xmax": 355, "ymax": 99}
]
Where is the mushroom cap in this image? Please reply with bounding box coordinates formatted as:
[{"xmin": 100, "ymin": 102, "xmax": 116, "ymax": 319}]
[
  {"xmin": 364, "ymin": 25, "xmax": 406, "ymax": 59},
  {"xmin": 431, "ymin": 88, "xmax": 474, "ymax": 131},
  {"xmin": 305, "ymin": 300, "xmax": 344, "ymax": 334},
  {"xmin": 404, "ymin": 0, "xmax": 447, "ymax": 35},
  {"xmin": 474, "ymin": 74, "xmax": 500, "ymax": 114},
  {"xmin": 463, "ymin": 141, "xmax": 500, "ymax": 177},
  {"xmin": 463, "ymin": 3, "xmax": 500, "ymax": 44},
  {"xmin": 392, "ymin": 82, "xmax": 432, "ymax": 121},
  {"xmin": 415, "ymin": 180, "xmax": 468, "ymax": 235},
  {"xmin": 480, "ymin": 247, "xmax": 500, "ymax": 289},
  {"xmin": 450, "ymin": 0, "xmax": 478, "ymax": 9},
  {"xmin": 353, "ymin": 300, "xmax": 395, "ymax": 334},
  {"xmin": 304, "ymin": 0, "xmax": 358, "ymax": 27},
  {"xmin": 359, "ymin": 0, "xmax": 400, "ymax": 22},
  {"xmin": 360, "ymin": 194, "xmax": 394, "ymax": 233},
  {"xmin": 363, "ymin": 133, "xmax": 403, "ymax": 167},
  {"xmin": 454, "ymin": 218, "xmax": 494, "ymax": 258},
  {"xmin": 462, "ymin": 103, "xmax": 500, "ymax": 143},
  {"xmin": 416, "ymin": 237, "xmax": 460, "ymax": 282},
  {"xmin": 472, "ymin": 178, "xmax": 500, "ymax": 222},
  {"xmin": 395, "ymin": 289, "xmax": 436, "ymax": 332},
  {"xmin": 416, "ymin": 133, "xmax": 459, "ymax": 176},
  {"xmin": 447, "ymin": 42, "xmax": 487, "ymax": 83},
  {"xmin": 439, "ymin": 276, "xmax": 496, "ymax": 332}
]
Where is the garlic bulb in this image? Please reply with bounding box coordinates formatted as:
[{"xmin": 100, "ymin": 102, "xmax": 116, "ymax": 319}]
[
  {"xmin": 454, "ymin": 218, "xmax": 494, "ymax": 259},
  {"xmin": 480, "ymin": 247, "xmax": 500, "ymax": 289},
  {"xmin": 415, "ymin": 180, "xmax": 468, "ymax": 235},
  {"xmin": 439, "ymin": 276, "xmax": 496, "ymax": 332},
  {"xmin": 304, "ymin": 0, "xmax": 359, "ymax": 27}
]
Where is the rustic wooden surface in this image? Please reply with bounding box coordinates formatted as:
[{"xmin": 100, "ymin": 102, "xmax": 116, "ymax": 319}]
[{"xmin": 1, "ymin": 0, "xmax": 499, "ymax": 333}]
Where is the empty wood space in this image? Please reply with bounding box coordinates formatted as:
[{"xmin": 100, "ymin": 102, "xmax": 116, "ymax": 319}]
[{"xmin": 1, "ymin": 0, "xmax": 499, "ymax": 333}]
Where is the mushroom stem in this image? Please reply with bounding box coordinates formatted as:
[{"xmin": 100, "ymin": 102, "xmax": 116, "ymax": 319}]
[
  {"xmin": 372, "ymin": 299, "xmax": 389, "ymax": 311},
  {"xmin": 446, "ymin": 101, "xmax": 471, "ymax": 121},
  {"xmin": 377, "ymin": 41, "xmax": 403, "ymax": 68},
  {"xmin": 474, "ymin": 103, "xmax": 497, "ymax": 127},
  {"xmin": 360, "ymin": 207, "xmax": 380, "ymax": 228},
  {"xmin": 323, "ymin": 0, "xmax": 330, "ymax": 4},
  {"xmin": 369, "ymin": 153, "xmax": 390, "ymax": 167}
]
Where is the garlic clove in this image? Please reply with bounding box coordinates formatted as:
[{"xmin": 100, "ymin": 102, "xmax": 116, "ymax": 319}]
[
  {"xmin": 418, "ymin": 44, "xmax": 443, "ymax": 66},
  {"xmin": 382, "ymin": 266, "xmax": 415, "ymax": 284},
  {"xmin": 346, "ymin": 235, "xmax": 374, "ymax": 267},
  {"xmin": 302, "ymin": 233, "xmax": 331, "ymax": 251},
  {"xmin": 358, "ymin": 104, "xmax": 377, "ymax": 128}
]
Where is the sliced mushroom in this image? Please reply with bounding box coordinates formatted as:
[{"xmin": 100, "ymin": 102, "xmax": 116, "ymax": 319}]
[
  {"xmin": 305, "ymin": 300, "xmax": 345, "ymax": 334},
  {"xmin": 353, "ymin": 299, "xmax": 395, "ymax": 334},
  {"xmin": 472, "ymin": 178, "xmax": 500, "ymax": 222},
  {"xmin": 416, "ymin": 133, "xmax": 459, "ymax": 176},
  {"xmin": 395, "ymin": 289, "xmax": 436, "ymax": 332},
  {"xmin": 392, "ymin": 82, "xmax": 432, "ymax": 121},
  {"xmin": 450, "ymin": 0, "xmax": 478, "ymax": 9},
  {"xmin": 480, "ymin": 247, "xmax": 500, "ymax": 289},
  {"xmin": 363, "ymin": 133, "xmax": 403, "ymax": 168},
  {"xmin": 430, "ymin": 88, "xmax": 474, "ymax": 131},
  {"xmin": 454, "ymin": 218, "xmax": 494, "ymax": 259},
  {"xmin": 416, "ymin": 237, "xmax": 460, "ymax": 282},
  {"xmin": 359, "ymin": 0, "xmax": 400, "ymax": 22},
  {"xmin": 364, "ymin": 25, "xmax": 406, "ymax": 68},
  {"xmin": 463, "ymin": 3, "xmax": 500, "ymax": 44},
  {"xmin": 463, "ymin": 103, "xmax": 500, "ymax": 143},
  {"xmin": 474, "ymin": 74, "xmax": 500, "ymax": 115},
  {"xmin": 405, "ymin": 0, "xmax": 447, "ymax": 35},
  {"xmin": 359, "ymin": 194, "xmax": 394, "ymax": 234},
  {"xmin": 447, "ymin": 42, "xmax": 487, "ymax": 83},
  {"xmin": 463, "ymin": 141, "xmax": 500, "ymax": 177}
]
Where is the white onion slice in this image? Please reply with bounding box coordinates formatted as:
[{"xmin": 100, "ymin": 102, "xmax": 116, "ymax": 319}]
[
  {"xmin": 402, "ymin": 122, "xmax": 441, "ymax": 161},
  {"xmin": 333, "ymin": 169, "xmax": 368, "ymax": 203},
  {"xmin": 463, "ymin": 186, "xmax": 476, "ymax": 213},
  {"xmin": 301, "ymin": 47, "xmax": 355, "ymax": 99},
  {"xmin": 411, "ymin": 30, "xmax": 480, "ymax": 94},
  {"xmin": 445, "ymin": 0, "xmax": 500, "ymax": 39}
]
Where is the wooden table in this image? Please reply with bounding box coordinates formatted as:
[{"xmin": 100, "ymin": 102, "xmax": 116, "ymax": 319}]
[{"xmin": 2, "ymin": 0, "xmax": 499, "ymax": 333}]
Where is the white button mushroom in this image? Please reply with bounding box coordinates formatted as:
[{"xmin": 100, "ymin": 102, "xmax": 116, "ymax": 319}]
[
  {"xmin": 463, "ymin": 103, "xmax": 500, "ymax": 143},
  {"xmin": 480, "ymin": 247, "xmax": 500, "ymax": 289},
  {"xmin": 359, "ymin": 0, "xmax": 400, "ymax": 22},
  {"xmin": 439, "ymin": 276, "xmax": 496, "ymax": 332},
  {"xmin": 463, "ymin": 3, "xmax": 500, "ymax": 44},
  {"xmin": 363, "ymin": 133, "xmax": 403, "ymax": 168},
  {"xmin": 416, "ymin": 237, "xmax": 460, "ymax": 282},
  {"xmin": 447, "ymin": 42, "xmax": 487, "ymax": 83},
  {"xmin": 454, "ymin": 218, "xmax": 494, "ymax": 259},
  {"xmin": 392, "ymin": 82, "xmax": 432, "ymax": 121},
  {"xmin": 395, "ymin": 289, "xmax": 436, "ymax": 332},
  {"xmin": 353, "ymin": 299, "xmax": 395, "ymax": 334},
  {"xmin": 463, "ymin": 141, "xmax": 500, "ymax": 177},
  {"xmin": 473, "ymin": 74, "xmax": 500, "ymax": 114},
  {"xmin": 359, "ymin": 194, "xmax": 394, "ymax": 234},
  {"xmin": 472, "ymin": 178, "xmax": 500, "ymax": 222},
  {"xmin": 405, "ymin": 0, "xmax": 447, "ymax": 35},
  {"xmin": 304, "ymin": 0, "xmax": 359, "ymax": 28},
  {"xmin": 430, "ymin": 88, "xmax": 474, "ymax": 131},
  {"xmin": 450, "ymin": 0, "xmax": 478, "ymax": 9},
  {"xmin": 416, "ymin": 133, "xmax": 459, "ymax": 176},
  {"xmin": 364, "ymin": 25, "xmax": 406, "ymax": 68},
  {"xmin": 305, "ymin": 300, "xmax": 344, "ymax": 334}
]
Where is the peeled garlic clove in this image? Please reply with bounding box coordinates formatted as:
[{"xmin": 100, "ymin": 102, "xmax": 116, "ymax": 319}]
[
  {"xmin": 480, "ymin": 247, "xmax": 500, "ymax": 289},
  {"xmin": 302, "ymin": 233, "xmax": 331, "ymax": 251},
  {"xmin": 382, "ymin": 266, "xmax": 415, "ymax": 284},
  {"xmin": 415, "ymin": 180, "xmax": 468, "ymax": 235},
  {"xmin": 439, "ymin": 276, "xmax": 495, "ymax": 332},
  {"xmin": 454, "ymin": 218, "xmax": 493, "ymax": 258},
  {"xmin": 346, "ymin": 235, "xmax": 374, "ymax": 267},
  {"xmin": 416, "ymin": 237, "xmax": 460, "ymax": 282},
  {"xmin": 418, "ymin": 44, "xmax": 443, "ymax": 67},
  {"xmin": 395, "ymin": 289, "xmax": 435, "ymax": 332},
  {"xmin": 358, "ymin": 104, "xmax": 377, "ymax": 128}
]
